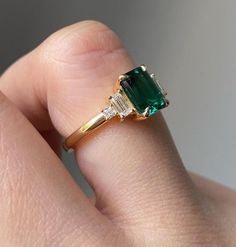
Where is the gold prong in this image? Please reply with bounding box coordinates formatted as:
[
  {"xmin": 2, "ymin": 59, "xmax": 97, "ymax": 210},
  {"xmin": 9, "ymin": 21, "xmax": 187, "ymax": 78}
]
[
  {"xmin": 118, "ymin": 88, "xmax": 123, "ymax": 94},
  {"xmin": 134, "ymin": 115, "xmax": 146, "ymax": 121},
  {"xmin": 144, "ymin": 107, "xmax": 150, "ymax": 117},
  {"xmin": 140, "ymin": 64, "xmax": 147, "ymax": 71},
  {"xmin": 118, "ymin": 74, "xmax": 128, "ymax": 82},
  {"xmin": 142, "ymin": 107, "xmax": 150, "ymax": 118},
  {"xmin": 165, "ymin": 99, "xmax": 170, "ymax": 106},
  {"xmin": 150, "ymin": 73, "xmax": 155, "ymax": 79},
  {"xmin": 119, "ymin": 114, "xmax": 125, "ymax": 121}
]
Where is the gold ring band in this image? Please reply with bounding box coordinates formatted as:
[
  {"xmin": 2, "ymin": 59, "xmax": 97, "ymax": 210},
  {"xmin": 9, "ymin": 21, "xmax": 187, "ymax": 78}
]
[
  {"xmin": 63, "ymin": 65, "xmax": 169, "ymax": 151},
  {"xmin": 64, "ymin": 112, "xmax": 109, "ymax": 151}
]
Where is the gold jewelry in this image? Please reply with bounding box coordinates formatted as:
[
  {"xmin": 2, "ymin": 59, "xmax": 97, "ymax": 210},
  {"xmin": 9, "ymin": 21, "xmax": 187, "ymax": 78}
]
[{"xmin": 63, "ymin": 65, "xmax": 169, "ymax": 151}]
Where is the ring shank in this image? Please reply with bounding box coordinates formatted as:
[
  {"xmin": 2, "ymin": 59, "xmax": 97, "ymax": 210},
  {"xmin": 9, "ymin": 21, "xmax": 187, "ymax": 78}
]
[{"xmin": 63, "ymin": 112, "xmax": 108, "ymax": 151}]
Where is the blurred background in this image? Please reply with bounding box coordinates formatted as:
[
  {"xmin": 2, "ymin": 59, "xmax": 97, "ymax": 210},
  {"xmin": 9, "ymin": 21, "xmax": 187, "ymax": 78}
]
[{"xmin": 1, "ymin": 0, "xmax": 236, "ymax": 193}]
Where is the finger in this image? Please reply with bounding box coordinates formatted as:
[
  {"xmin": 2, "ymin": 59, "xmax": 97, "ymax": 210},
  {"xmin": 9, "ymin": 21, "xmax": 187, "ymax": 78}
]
[
  {"xmin": 0, "ymin": 92, "xmax": 111, "ymax": 246},
  {"xmin": 190, "ymin": 173, "xmax": 236, "ymax": 246},
  {"xmin": 0, "ymin": 21, "xmax": 215, "ymax": 237}
]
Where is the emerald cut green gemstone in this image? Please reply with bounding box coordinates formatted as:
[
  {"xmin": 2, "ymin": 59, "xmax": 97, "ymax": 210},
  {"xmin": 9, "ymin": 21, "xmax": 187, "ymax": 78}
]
[{"xmin": 120, "ymin": 67, "xmax": 167, "ymax": 116}]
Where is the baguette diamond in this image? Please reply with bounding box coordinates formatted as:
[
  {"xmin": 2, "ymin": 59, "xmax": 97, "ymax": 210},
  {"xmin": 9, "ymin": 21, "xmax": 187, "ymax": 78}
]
[
  {"xmin": 102, "ymin": 106, "xmax": 116, "ymax": 120},
  {"xmin": 110, "ymin": 93, "xmax": 132, "ymax": 118}
]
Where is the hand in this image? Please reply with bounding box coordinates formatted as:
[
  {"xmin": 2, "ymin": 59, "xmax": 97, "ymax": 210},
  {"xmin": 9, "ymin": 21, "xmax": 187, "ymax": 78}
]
[{"xmin": 0, "ymin": 21, "xmax": 235, "ymax": 247}]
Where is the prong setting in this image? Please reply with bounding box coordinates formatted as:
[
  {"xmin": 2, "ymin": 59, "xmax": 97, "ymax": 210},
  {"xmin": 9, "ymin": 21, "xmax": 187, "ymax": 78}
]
[
  {"xmin": 165, "ymin": 99, "xmax": 170, "ymax": 106},
  {"xmin": 142, "ymin": 107, "xmax": 150, "ymax": 118},
  {"xmin": 112, "ymin": 66, "xmax": 169, "ymax": 120},
  {"xmin": 119, "ymin": 114, "xmax": 125, "ymax": 121},
  {"xmin": 150, "ymin": 73, "xmax": 155, "ymax": 79},
  {"xmin": 118, "ymin": 88, "xmax": 123, "ymax": 94},
  {"xmin": 140, "ymin": 64, "xmax": 147, "ymax": 71},
  {"xmin": 118, "ymin": 74, "xmax": 129, "ymax": 82},
  {"xmin": 120, "ymin": 66, "xmax": 169, "ymax": 116}
]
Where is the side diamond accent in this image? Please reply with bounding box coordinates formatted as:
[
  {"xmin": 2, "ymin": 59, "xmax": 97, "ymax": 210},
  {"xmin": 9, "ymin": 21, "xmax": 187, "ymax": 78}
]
[
  {"xmin": 150, "ymin": 73, "xmax": 167, "ymax": 96},
  {"xmin": 102, "ymin": 106, "xmax": 116, "ymax": 120},
  {"xmin": 155, "ymin": 79, "xmax": 167, "ymax": 96},
  {"xmin": 110, "ymin": 93, "xmax": 132, "ymax": 118}
]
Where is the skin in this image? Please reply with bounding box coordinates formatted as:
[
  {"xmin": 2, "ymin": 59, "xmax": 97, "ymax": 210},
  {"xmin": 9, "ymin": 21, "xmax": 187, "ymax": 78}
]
[{"xmin": 0, "ymin": 20, "xmax": 235, "ymax": 246}]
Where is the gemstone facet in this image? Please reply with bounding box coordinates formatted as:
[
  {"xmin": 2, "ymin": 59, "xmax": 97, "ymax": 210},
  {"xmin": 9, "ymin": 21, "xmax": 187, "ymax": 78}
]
[{"xmin": 120, "ymin": 67, "xmax": 168, "ymax": 116}]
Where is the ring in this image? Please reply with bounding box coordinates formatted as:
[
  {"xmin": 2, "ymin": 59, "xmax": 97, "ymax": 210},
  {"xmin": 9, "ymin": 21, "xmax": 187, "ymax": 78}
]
[{"xmin": 63, "ymin": 65, "xmax": 169, "ymax": 151}]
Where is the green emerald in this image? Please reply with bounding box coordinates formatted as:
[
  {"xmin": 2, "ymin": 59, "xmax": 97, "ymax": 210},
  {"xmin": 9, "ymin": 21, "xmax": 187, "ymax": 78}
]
[{"xmin": 120, "ymin": 66, "xmax": 168, "ymax": 116}]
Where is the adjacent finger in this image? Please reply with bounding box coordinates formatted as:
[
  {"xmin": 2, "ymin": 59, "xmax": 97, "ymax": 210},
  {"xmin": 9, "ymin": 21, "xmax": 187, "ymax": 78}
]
[{"xmin": 0, "ymin": 91, "xmax": 110, "ymax": 246}]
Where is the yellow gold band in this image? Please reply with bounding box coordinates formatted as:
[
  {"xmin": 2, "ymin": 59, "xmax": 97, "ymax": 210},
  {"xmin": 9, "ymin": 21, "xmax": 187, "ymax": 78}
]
[
  {"xmin": 64, "ymin": 82, "xmax": 136, "ymax": 151},
  {"xmin": 63, "ymin": 112, "xmax": 110, "ymax": 151}
]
